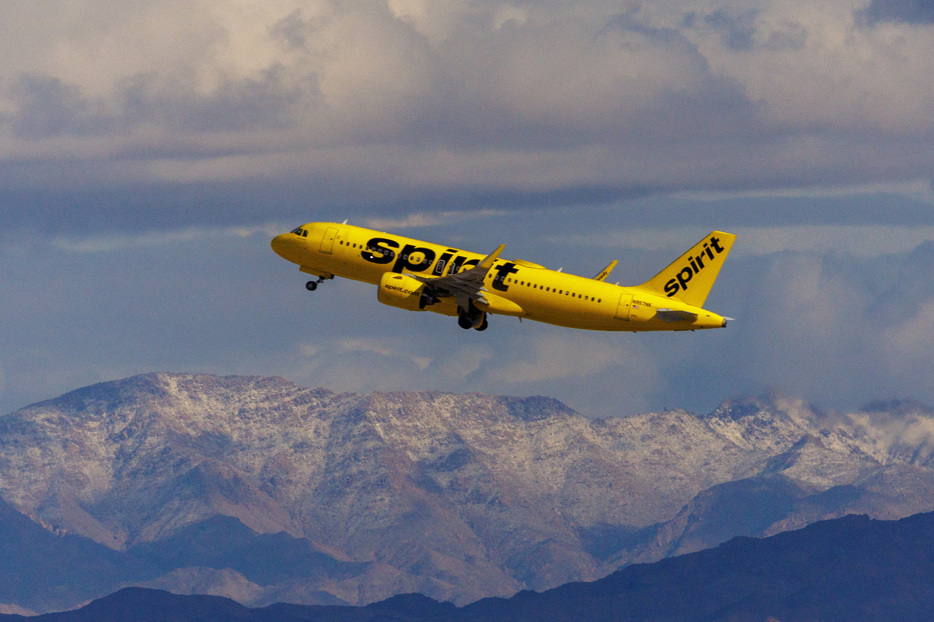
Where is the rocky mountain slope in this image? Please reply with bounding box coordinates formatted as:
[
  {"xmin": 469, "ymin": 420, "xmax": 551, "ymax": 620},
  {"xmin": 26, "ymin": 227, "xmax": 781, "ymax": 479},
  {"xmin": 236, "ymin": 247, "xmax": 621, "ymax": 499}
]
[{"xmin": 1, "ymin": 373, "xmax": 933, "ymax": 612}]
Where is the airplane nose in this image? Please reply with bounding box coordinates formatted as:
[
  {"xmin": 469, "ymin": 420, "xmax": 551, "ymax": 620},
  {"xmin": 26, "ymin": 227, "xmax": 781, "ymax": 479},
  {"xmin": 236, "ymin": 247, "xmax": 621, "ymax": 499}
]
[{"xmin": 271, "ymin": 233, "xmax": 290, "ymax": 259}]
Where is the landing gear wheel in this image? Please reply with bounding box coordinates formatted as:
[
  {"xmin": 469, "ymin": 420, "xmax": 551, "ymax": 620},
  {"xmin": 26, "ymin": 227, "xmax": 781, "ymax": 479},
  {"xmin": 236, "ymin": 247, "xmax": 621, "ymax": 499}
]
[
  {"xmin": 305, "ymin": 281, "xmax": 318, "ymax": 291},
  {"xmin": 458, "ymin": 314, "xmax": 473, "ymax": 329},
  {"xmin": 475, "ymin": 317, "xmax": 489, "ymax": 331}
]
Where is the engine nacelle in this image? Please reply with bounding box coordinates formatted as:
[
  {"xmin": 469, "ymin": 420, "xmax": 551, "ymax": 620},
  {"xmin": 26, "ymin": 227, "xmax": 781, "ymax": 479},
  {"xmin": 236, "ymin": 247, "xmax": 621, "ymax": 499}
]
[{"xmin": 377, "ymin": 273, "xmax": 434, "ymax": 312}]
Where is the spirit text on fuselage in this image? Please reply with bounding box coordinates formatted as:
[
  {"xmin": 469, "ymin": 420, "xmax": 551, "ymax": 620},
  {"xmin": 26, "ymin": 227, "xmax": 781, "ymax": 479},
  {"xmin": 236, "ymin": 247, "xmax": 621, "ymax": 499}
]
[{"xmin": 361, "ymin": 237, "xmax": 519, "ymax": 291}]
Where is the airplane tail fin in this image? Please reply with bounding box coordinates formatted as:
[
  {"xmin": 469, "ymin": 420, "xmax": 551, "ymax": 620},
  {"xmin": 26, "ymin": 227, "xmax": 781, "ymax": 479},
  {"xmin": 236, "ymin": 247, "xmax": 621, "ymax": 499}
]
[{"xmin": 637, "ymin": 231, "xmax": 736, "ymax": 307}]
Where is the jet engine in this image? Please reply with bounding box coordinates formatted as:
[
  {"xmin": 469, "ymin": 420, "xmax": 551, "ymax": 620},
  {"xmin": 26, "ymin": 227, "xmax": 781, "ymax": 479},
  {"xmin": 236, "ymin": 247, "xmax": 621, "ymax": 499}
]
[{"xmin": 377, "ymin": 273, "xmax": 452, "ymax": 313}]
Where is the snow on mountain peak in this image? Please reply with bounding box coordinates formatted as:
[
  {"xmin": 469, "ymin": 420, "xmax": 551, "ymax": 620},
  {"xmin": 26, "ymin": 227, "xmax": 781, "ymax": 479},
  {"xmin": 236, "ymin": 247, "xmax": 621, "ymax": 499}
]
[{"xmin": 3, "ymin": 373, "xmax": 934, "ymax": 609}]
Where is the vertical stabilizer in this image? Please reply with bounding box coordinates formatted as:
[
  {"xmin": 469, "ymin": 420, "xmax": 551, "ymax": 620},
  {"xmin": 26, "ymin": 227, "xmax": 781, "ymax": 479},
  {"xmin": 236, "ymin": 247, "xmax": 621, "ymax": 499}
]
[{"xmin": 637, "ymin": 231, "xmax": 736, "ymax": 307}]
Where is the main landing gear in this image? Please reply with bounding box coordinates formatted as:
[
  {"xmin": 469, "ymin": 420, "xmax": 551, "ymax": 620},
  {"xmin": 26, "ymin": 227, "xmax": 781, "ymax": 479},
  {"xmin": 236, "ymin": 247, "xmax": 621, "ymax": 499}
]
[{"xmin": 457, "ymin": 304, "xmax": 489, "ymax": 331}]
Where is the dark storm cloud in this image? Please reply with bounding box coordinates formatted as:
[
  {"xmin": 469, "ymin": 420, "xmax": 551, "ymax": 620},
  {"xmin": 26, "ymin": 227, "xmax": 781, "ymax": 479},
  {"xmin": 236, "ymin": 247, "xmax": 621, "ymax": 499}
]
[
  {"xmin": 10, "ymin": 68, "xmax": 316, "ymax": 141},
  {"xmin": 414, "ymin": 8, "xmax": 765, "ymax": 152},
  {"xmin": 0, "ymin": 1, "xmax": 932, "ymax": 237},
  {"xmin": 3, "ymin": 175, "xmax": 933, "ymax": 238},
  {"xmin": 861, "ymin": 0, "xmax": 934, "ymax": 25},
  {"xmin": 11, "ymin": 75, "xmax": 114, "ymax": 139},
  {"xmin": 702, "ymin": 9, "xmax": 759, "ymax": 51}
]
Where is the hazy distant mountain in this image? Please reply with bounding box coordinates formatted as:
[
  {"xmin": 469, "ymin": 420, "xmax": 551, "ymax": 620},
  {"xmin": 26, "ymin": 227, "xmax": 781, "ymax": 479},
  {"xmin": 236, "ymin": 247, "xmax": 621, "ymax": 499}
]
[
  {"xmin": 6, "ymin": 512, "xmax": 934, "ymax": 621},
  {"xmin": 2, "ymin": 373, "xmax": 934, "ymax": 613}
]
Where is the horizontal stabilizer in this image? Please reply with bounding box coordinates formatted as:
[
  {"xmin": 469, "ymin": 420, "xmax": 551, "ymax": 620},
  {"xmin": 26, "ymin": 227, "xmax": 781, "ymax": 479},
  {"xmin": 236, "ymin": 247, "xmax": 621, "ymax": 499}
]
[{"xmin": 655, "ymin": 308, "xmax": 698, "ymax": 322}]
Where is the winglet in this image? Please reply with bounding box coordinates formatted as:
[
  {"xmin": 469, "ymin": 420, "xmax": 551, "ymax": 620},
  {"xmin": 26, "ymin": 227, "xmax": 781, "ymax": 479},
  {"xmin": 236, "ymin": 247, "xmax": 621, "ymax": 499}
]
[
  {"xmin": 594, "ymin": 260, "xmax": 618, "ymax": 282},
  {"xmin": 478, "ymin": 244, "xmax": 506, "ymax": 270}
]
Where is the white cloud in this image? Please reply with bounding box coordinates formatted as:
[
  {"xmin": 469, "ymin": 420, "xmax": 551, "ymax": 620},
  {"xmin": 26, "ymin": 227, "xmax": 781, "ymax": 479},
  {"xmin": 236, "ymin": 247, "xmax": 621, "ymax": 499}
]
[
  {"xmin": 737, "ymin": 226, "xmax": 934, "ymax": 256},
  {"xmin": 494, "ymin": 333, "xmax": 626, "ymax": 384},
  {"xmin": 880, "ymin": 299, "xmax": 934, "ymax": 379},
  {"xmin": 1, "ymin": 0, "xmax": 933, "ymax": 221},
  {"xmin": 4, "ymin": 1, "xmax": 934, "ymax": 420},
  {"xmin": 555, "ymin": 223, "xmax": 934, "ymax": 257},
  {"xmin": 362, "ymin": 209, "xmax": 507, "ymax": 231}
]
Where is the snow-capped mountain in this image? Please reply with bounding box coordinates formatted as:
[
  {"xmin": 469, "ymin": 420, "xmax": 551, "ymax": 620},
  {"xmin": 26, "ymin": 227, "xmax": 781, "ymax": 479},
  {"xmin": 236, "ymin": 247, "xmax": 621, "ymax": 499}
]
[{"xmin": 1, "ymin": 373, "xmax": 933, "ymax": 613}]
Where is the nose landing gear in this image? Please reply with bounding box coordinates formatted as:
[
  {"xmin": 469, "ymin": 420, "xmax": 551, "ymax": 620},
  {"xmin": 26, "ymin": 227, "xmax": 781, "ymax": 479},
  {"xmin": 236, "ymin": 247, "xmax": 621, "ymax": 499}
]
[{"xmin": 305, "ymin": 277, "xmax": 327, "ymax": 291}]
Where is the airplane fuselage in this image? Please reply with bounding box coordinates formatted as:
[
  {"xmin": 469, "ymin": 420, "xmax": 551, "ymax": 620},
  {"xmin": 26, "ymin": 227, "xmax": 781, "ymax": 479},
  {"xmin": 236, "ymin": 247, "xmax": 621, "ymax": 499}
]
[{"xmin": 271, "ymin": 222, "xmax": 732, "ymax": 332}]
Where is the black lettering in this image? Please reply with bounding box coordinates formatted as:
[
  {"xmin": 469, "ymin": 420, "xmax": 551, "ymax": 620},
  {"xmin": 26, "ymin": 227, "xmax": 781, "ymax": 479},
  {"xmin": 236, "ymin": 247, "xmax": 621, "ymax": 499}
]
[
  {"xmin": 676, "ymin": 267, "xmax": 693, "ymax": 291},
  {"xmin": 362, "ymin": 237, "xmax": 398, "ymax": 264},
  {"xmin": 447, "ymin": 255, "xmax": 468, "ymax": 275},
  {"xmin": 433, "ymin": 250, "xmax": 456, "ymax": 276},
  {"xmin": 665, "ymin": 237, "xmax": 729, "ymax": 297},
  {"xmin": 492, "ymin": 262, "xmax": 519, "ymax": 291},
  {"xmin": 392, "ymin": 244, "xmax": 436, "ymax": 273}
]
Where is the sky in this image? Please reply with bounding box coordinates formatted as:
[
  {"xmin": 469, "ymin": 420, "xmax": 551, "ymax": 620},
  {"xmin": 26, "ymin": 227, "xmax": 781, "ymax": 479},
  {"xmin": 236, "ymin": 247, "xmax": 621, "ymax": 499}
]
[{"xmin": 1, "ymin": 0, "xmax": 933, "ymax": 418}]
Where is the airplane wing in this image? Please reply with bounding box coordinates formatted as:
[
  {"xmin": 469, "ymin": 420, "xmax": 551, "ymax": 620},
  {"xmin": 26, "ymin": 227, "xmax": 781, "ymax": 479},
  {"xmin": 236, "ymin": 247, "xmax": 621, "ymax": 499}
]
[
  {"xmin": 655, "ymin": 308, "xmax": 698, "ymax": 322},
  {"xmin": 407, "ymin": 244, "xmax": 506, "ymax": 309},
  {"xmin": 593, "ymin": 260, "xmax": 618, "ymax": 282}
]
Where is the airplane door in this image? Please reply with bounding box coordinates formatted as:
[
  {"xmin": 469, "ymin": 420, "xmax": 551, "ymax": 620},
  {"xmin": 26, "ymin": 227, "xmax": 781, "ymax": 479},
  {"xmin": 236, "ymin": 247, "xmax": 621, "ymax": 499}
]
[
  {"xmin": 320, "ymin": 227, "xmax": 339, "ymax": 254},
  {"xmin": 614, "ymin": 292, "xmax": 632, "ymax": 320}
]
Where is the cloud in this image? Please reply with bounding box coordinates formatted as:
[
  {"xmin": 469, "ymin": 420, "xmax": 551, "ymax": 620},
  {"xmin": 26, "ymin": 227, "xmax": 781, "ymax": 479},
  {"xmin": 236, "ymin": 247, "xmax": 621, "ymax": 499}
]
[
  {"xmin": 50, "ymin": 224, "xmax": 281, "ymax": 253},
  {"xmin": 2, "ymin": 215, "xmax": 934, "ymax": 420},
  {"xmin": 491, "ymin": 333, "xmax": 632, "ymax": 384},
  {"xmin": 1, "ymin": 1, "xmax": 933, "ymax": 234},
  {"xmin": 702, "ymin": 9, "xmax": 762, "ymax": 51},
  {"xmin": 362, "ymin": 209, "xmax": 507, "ymax": 231},
  {"xmin": 861, "ymin": 0, "xmax": 934, "ymax": 25},
  {"xmin": 1, "ymin": 3, "xmax": 934, "ymax": 421},
  {"xmin": 881, "ymin": 300, "xmax": 934, "ymax": 380}
]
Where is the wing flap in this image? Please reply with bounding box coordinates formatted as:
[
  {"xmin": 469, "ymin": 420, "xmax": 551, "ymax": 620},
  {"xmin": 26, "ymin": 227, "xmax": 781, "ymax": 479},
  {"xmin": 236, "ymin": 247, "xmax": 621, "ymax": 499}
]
[{"xmin": 407, "ymin": 244, "xmax": 506, "ymax": 308}]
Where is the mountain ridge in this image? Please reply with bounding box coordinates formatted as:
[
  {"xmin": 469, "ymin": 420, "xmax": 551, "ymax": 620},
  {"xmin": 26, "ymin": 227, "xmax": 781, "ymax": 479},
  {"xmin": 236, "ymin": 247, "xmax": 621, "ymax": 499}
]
[
  {"xmin": 5, "ymin": 511, "xmax": 934, "ymax": 621},
  {"xmin": 2, "ymin": 372, "xmax": 934, "ymax": 612}
]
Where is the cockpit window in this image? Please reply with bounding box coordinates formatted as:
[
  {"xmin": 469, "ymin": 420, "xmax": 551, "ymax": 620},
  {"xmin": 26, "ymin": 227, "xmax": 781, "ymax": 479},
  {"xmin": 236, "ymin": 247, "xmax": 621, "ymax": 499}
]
[{"xmin": 291, "ymin": 227, "xmax": 309, "ymax": 237}]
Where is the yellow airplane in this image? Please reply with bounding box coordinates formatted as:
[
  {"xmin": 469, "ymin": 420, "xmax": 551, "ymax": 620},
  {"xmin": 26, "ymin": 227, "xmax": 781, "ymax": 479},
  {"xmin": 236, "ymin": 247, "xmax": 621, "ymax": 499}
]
[{"xmin": 271, "ymin": 222, "xmax": 735, "ymax": 332}]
